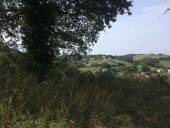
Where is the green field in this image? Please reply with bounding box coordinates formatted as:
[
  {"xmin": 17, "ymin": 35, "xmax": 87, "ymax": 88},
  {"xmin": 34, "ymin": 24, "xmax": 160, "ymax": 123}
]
[
  {"xmin": 79, "ymin": 58, "xmax": 132, "ymax": 72},
  {"xmin": 77, "ymin": 54, "xmax": 170, "ymax": 73},
  {"xmin": 79, "ymin": 67, "xmax": 100, "ymax": 72},
  {"xmin": 133, "ymin": 54, "xmax": 165, "ymax": 60},
  {"xmin": 86, "ymin": 59, "xmax": 131, "ymax": 66},
  {"xmin": 160, "ymin": 60, "xmax": 170, "ymax": 67},
  {"xmin": 89, "ymin": 59, "xmax": 115, "ymax": 65}
]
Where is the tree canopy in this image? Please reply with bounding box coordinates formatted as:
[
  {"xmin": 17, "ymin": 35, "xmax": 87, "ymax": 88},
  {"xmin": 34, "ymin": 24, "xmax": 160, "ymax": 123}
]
[{"xmin": 0, "ymin": 0, "xmax": 132, "ymax": 72}]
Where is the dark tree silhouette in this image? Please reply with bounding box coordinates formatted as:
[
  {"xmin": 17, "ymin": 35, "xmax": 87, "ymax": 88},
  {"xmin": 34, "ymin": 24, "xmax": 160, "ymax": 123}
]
[{"xmin": 0, "ymin": 0, "xmax": 132, "ymax": 74}]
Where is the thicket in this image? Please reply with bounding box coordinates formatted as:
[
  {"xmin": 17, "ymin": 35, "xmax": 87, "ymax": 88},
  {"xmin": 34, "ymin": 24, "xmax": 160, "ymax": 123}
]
[{"xmin": 0, "ymin": 45, "xmax": 170, "ymax": 128}]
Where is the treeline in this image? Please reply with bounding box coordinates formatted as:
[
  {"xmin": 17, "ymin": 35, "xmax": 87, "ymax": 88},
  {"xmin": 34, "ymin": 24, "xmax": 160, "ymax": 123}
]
[
  {"xmin": 66, "ymin": 54, "xmax": 135, "ymax": 62},
  {"xmin": 160, "ymin": 56, "xmax": 170, "ymax": 61}
]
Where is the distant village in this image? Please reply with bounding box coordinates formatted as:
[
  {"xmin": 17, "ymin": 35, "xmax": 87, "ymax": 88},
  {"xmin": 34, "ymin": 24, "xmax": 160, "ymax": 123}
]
[{"xmin": 72, "ymin": 54, "xmax": 170, "ymax": 79}]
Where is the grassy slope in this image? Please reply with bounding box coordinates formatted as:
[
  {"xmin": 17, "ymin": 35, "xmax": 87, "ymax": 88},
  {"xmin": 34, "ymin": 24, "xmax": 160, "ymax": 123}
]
[
  {"xmin": 79, "ymin": 59, "xmax": 131, "ymax": 72},
  {"xmin": 160, "ymin": 60, "xmax": 170, "ymax": 67},
  {"xmin": 79, "ymin": 67, "xmax": 100, "ymax": 72},
  {"xmin": 1, "ymin": 46, "xmax": 170, "ymax": 128},
  {"xmin": 81, "ymin": 54, "xmax": 170, "ymax": 72},
  {"xmin": 133, "ymin": 54, "xmax": 166, "ymax": 60},
  {"xmin": 1, "ymin": 70, "xmax": 170, "ymax": 128}
]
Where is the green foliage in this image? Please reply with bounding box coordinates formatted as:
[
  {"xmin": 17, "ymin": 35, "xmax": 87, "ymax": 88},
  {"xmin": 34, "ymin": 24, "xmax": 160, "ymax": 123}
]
[
  {"xmin": 136, "ymin": 58, "xmax": 160, "ymax": 67},
  {"xmin": 159, "ymin": 60, "xmax": 170, "ymax": 68},
  {"xmin": 141, "ymin": 65, "xmax": 150, "ymax": 72},
  {"xmin": 133, "ymin": 54, "xmax": 164, "ymax": 60},
  {"xmin": 159, "ymin": 56, "xmax": 170, "ymax": 61},
  {"xmin": 126, "ymin": 65, "xmax": 138, "ymax": 73},
  {"xmin": 74, "ymin": 61, "xmax": 84, "ymax": 68},
  {"xmin": 117, "ymin": 62, "xmax": 126, "ymax": 66},
  {"xmin": 1, "ymin": 47, "xmax": 170, "ymax": 127},
  {"xmin": 114, "ymin": 54, "xmax": 134, "ymax": 63},
  {"xmin": 0, "ymin": 0, "xmax": 132, "ymax": 73},
  {"xmin": 101, "ymin": 62, "xmax": 112, "ymax": 69},
  {"xmin": 1, "ymin": 64, "xmax": 170, "ymax": 127}
]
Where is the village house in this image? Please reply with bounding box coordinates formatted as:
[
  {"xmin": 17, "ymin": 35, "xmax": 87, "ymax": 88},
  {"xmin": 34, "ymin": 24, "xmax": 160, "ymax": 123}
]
[
  {"xmin": 155, "ymin": 68, "xmax": 170, "ymax": 74},
  {"xmin": 165, "ymin": 68, "xmax": 170, "ymax": 73},
  {"xmin": 101, "ymin": 68, "xmax": 108, "ymax": 72},
  {"xmin": 168, "ymin": 69, "xmax": 170, "ymax": 74},
  {"xmin": 156, "ymin": 69, "xmax": 164, "ymax": 73}
]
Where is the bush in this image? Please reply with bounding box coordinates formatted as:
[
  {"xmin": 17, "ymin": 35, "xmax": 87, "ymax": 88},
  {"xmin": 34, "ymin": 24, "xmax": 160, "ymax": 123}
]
[
  {"xmin": 141, "ymin": 65, "xmax": 150, "ymax": 72},
  {"xmin": 1, "ymin": 46, "xmax": 170, "ymax": 127}
]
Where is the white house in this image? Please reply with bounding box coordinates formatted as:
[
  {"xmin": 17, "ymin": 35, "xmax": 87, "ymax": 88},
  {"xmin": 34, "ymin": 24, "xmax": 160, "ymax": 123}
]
[
  {"xmin": 156, "ymin": 69, "xmax": 164, "ymax": 73},
  {"xmin": 167, "ymin": 69, "xmax": 170, "ymax": 73},
  {"xmin": 101, "ymin": 68, "xmax": 108, "ymax": 72}
]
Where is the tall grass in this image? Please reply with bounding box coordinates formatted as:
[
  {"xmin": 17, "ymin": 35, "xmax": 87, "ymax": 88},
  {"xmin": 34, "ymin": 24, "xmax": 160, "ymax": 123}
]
[
  {"xmin": 0, "ymin": 45, "xmax": 170, "ymax": 127},
  {"xmin": 1, "ymin": 66, "xmax": 170, "ymax": 128}
]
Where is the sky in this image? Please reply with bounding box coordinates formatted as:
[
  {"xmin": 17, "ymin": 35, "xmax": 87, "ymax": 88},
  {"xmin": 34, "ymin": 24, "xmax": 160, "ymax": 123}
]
[{"xmin": 90, "ymin": 0, "xmax": 170, "ymax": 55}]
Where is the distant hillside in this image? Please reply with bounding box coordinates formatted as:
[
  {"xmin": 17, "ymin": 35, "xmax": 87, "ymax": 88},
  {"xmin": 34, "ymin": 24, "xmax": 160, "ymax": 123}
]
[
  {"xmin": 133, "ymin": 54, "xmax": 168, "ymax": 60},
  {"xmin": 70, "ymin": 54, "xmax": 170, "ymax": 73}
]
